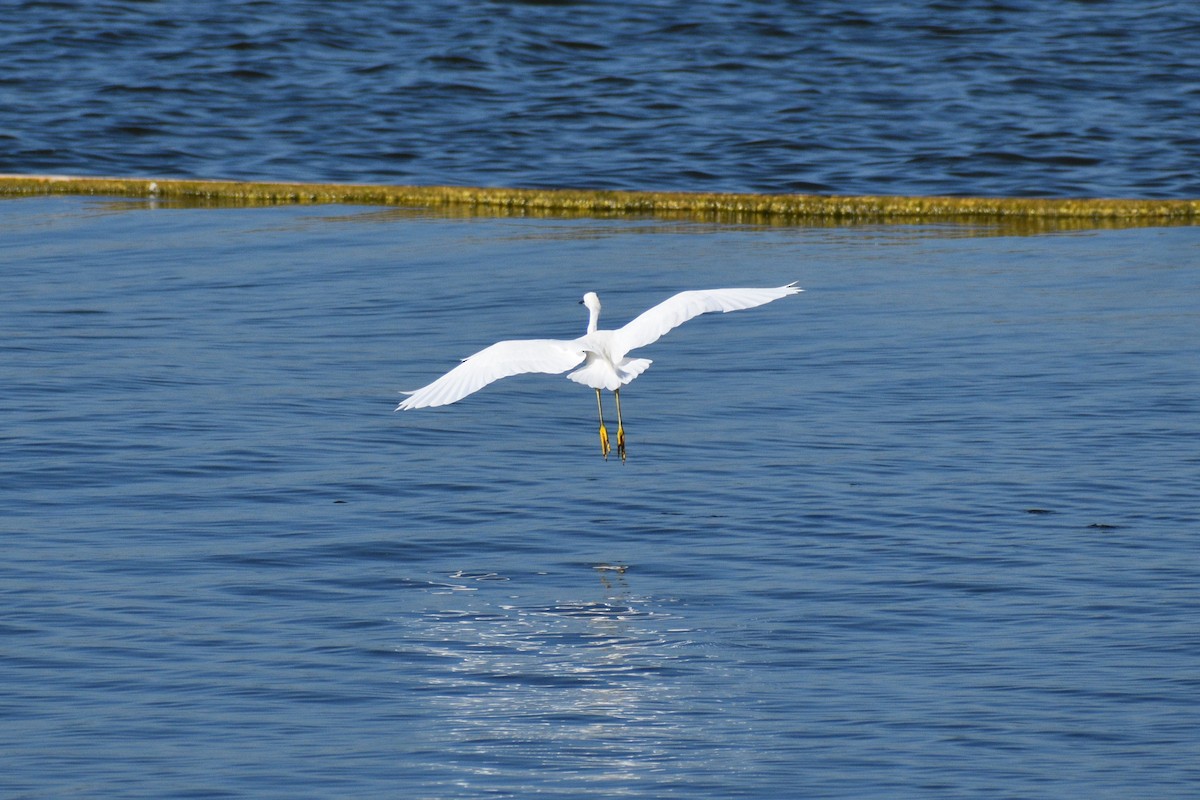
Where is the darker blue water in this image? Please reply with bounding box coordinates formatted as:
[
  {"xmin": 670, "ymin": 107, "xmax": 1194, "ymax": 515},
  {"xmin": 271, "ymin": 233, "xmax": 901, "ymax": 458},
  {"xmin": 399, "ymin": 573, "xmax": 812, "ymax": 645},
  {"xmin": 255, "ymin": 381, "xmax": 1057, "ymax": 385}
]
[
  {"xmin": 2, "ymin": 1, "xmax": 1199, "ymax": 197},
  {"xmin": 2, "ymin": 197, "xmax": 1199, "ymax": 798}
]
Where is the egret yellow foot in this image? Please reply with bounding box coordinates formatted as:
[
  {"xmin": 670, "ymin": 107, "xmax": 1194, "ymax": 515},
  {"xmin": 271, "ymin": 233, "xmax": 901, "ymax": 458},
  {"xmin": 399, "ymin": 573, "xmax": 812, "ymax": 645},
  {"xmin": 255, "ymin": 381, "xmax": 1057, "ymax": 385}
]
[{"xmin": 598, "ymin": 424, "xmax": 611, "ymax": 460}]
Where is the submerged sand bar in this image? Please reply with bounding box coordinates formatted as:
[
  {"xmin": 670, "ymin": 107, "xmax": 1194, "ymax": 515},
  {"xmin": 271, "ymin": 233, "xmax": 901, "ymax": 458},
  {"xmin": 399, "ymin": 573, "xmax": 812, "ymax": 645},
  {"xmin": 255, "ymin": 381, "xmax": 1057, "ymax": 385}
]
[{"xmin": 2, "ymin": 173, "xmax": 1197, "ymax": 224}]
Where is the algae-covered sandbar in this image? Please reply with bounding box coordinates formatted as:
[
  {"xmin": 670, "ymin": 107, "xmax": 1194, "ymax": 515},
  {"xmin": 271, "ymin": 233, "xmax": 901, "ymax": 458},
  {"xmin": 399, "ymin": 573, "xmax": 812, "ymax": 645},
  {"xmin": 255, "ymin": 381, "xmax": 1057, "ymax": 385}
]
[{"xmin": 2, "ymin": 173, "xmax": 1197, "ymax": 226}]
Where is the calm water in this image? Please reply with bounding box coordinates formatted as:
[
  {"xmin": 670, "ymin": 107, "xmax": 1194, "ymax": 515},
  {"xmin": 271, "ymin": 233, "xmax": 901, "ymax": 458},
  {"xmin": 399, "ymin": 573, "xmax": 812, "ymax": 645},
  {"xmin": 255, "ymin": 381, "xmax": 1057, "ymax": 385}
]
[
  {"xmin": 2, "ymin": 196, "xmax": 1198, "ymax": 798},
  {"xmin": 2, "ymin": 1, "xmax": 1200, "ymax": 197}
]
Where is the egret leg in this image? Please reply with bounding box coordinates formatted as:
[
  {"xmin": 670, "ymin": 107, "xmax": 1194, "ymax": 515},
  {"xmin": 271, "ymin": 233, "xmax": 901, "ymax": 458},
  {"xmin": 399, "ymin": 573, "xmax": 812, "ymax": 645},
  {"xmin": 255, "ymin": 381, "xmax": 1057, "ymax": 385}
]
[
  {"xmin": 594, "ymin": 389, "xmax": 610, "ymax": 460},
  {"xmin": 614, "ymin": 388, "xmax": 626, "ymax": 463}
]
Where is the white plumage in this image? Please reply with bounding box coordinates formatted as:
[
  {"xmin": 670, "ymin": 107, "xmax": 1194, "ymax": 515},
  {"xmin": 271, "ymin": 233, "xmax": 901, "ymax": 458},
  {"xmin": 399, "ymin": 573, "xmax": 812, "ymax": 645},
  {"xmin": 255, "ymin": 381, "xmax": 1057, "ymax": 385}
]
[{"xmin": 397, "ymin": 283, "xmax": 802, "ymax": 460}]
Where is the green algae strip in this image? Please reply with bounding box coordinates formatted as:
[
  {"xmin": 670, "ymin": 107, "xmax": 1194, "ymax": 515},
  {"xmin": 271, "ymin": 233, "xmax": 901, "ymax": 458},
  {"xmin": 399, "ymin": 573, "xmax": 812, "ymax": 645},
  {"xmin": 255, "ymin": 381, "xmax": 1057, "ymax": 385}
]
[{"xmin": 2, "ymin": 173, "xmax": 1197, "ymax": 225}]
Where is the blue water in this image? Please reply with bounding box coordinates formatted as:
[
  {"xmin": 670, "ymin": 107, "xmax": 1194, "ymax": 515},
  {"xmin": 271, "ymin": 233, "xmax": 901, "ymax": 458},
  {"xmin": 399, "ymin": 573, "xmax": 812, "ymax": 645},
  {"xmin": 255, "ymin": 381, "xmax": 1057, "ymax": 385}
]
[
  {"xmin": 2, "ymin": 1, "xmax": 1199, "ymax": 197},
  {"xmin": 4, "ymin": 2, "xmax": 1200, "ymax": 796},
  {"xmin": 2, "ymin": 196, "xmax": 1198, "ymax": 798}
]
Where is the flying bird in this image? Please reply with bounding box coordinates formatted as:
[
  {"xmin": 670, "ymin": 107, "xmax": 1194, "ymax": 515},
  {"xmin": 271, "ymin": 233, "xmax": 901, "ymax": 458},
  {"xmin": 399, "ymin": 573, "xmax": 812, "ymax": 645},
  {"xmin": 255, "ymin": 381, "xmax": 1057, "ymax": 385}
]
[{"xmin": 397, "ymin": 283, "xmax": 802, "ymax": 461}]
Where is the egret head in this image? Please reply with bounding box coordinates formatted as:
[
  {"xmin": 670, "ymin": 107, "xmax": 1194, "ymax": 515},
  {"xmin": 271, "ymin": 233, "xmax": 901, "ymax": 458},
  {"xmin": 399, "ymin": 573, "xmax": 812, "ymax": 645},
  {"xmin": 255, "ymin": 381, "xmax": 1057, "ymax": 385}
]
[{"xmin": 579, "ymin": 291, "xmax": 600, "ymax": 312}]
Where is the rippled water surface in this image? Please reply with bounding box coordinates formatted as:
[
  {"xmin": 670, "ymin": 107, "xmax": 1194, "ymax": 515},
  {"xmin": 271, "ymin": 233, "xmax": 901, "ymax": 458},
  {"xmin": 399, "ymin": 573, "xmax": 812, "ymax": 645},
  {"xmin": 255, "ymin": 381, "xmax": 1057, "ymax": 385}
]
[
  {"xmin": 2, "ymin": 197, "xmax": 1198, "ymax": 798},
  {"xmin": 3, "ymin": 1, "xmax": 1199, "ymax": 196}
]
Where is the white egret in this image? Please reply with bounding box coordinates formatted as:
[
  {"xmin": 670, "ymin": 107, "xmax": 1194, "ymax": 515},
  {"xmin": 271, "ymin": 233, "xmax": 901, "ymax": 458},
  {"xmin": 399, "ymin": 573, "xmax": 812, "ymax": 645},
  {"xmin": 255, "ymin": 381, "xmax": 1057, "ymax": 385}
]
[{"xmin": 397, "ymin": 283, "xmax": 802, "ymax": 461}]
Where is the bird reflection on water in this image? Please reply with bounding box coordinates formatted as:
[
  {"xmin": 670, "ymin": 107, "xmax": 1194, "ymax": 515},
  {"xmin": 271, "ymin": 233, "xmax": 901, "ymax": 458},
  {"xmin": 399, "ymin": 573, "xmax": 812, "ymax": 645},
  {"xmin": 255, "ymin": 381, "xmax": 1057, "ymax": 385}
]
[{"xmin": 405, "ymin": 565, "xmax": 701, "ymax": 790}]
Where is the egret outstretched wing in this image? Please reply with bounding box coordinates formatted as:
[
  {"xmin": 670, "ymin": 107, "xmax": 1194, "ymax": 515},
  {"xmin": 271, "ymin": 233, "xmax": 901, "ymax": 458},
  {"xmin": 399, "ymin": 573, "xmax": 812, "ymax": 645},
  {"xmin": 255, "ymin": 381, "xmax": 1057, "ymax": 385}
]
[
  {"xmin": 612, "ymin": 283, "xmax": 802, "ymax": 357},
  {"xmin": 397, "ymin": 339, "xmax": 586, "ymax": 409}
]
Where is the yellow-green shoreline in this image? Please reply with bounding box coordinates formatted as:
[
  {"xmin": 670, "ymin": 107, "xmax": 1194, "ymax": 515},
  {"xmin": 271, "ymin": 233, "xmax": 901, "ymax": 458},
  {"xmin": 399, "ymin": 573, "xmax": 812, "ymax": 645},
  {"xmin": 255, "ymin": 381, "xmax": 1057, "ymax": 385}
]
[{"xmin": 3, "ymin": 173, "xmax": 1197, "ymax": 228}]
